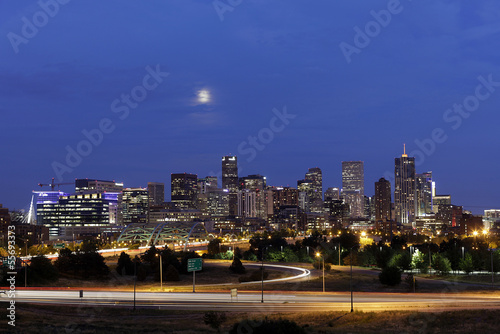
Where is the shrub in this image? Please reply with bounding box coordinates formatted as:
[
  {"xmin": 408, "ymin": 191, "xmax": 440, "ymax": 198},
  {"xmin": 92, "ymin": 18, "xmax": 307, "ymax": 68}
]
[
  {"xmin": 203, "ymin": 311, "xmax": 226, "ymax": 333},
  {"xmin": 312, "ymin": 261, "xmax": 331, "ymax": 271},
  {"xmin": 229, "ymin": 257, "xmax": 246, "ymax": 274},
  {"xmin": 379, "ymin": 266, "xmax": 402, "ymax": 286}
]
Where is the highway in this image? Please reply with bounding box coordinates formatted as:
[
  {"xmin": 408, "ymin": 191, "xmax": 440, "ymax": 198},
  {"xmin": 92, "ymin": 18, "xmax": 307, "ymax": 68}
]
[{"xmin": 7, "ymin": 290, "xmax": 500, "ymax": 312}]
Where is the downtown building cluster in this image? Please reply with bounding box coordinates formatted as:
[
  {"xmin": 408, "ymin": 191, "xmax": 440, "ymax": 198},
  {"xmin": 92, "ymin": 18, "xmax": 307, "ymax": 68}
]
[{"xmin": 1, "ymin": 149, "xmax": 500, "ymax": 244}]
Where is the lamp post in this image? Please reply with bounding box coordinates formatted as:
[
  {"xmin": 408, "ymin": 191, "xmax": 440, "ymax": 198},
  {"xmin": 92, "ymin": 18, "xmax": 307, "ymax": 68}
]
[
  {"xmin": 350, "ymin": 245, "xmax": 355, "ymax": 312},
  {"xmin": 156, "ymin": 253, "xmax": 163, "ymax": 291},
  {"xmin": 316, "ymin": 252, "xmax": 325, "ymax": 293},
  {"xmin": 261, "ymin": 245, "xmax": 270, "ymax": 303},
  {"xmin": 24, "ymin": 239, "xmax": 28, "ymax": 288}
]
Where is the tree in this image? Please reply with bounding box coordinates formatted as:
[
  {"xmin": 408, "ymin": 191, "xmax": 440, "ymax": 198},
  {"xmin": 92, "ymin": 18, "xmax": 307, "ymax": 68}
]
[
  {"xmin": 390, "ymin": 236, "xmax": 407, "ymax": 251},
  {"xmin": 207, "ymin": 239, "xmax": 222, "ymax": 256},
  {"xmin": 229, "ymin": 257, "xmax": 246, "ymax": 274},
  {"xmin": 431, "ymin": 253, "xmax": 452, "ymax": 276},
  {"xmin": 389, "ymin": 251, "xmax": 412, "ymax": 271},
  {"xmin": 203, "ymin": 311, "xmax": 227, "ymax": 333},
  {"xmin": 379, "ymin": 266, "xmax": 402, "ymax": 286},
  {"xmin": 459, "ymin": 253, "xmax": 474, "ymax": 275},
  {"xmin": 164, "ymin": 264, "xmax": 180, "ymax": 281},
  {"xmin": 141, "ymin": 245, "xmax": 158, "ymax": 266},
  {"xmin": 116, "ymin": 252, "xmax": 134, "ymax": 275},
  {"xmin": 411, "ymin": 249, "xmax": 428, "ymax": 274},
  {"xmin": 27, "ymin": 255, "xmax": 59, "ymax": 284}
]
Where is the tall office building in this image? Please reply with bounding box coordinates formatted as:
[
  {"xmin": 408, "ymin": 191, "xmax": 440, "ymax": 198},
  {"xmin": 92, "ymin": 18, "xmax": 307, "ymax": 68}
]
[
  {"xmin": 74, "ymin": 179, "xmax": 123, "ymax": 225},
  {"xmin": 239, "ymin": 174, "xmax": 270, "ymax": 219},
  {"xmin": 297, "ymin": 179, "xmax": 313, "ymax": 212},
  {"xmin": 222, "ymin": 156, "xmax": 238, "ymax": 216},
  {"xmin": 394, "ymin": 146, "xmax": 416, "ymax": 226},
  {"xmin": 75, "ymin": 179, "xmax": 124, "ymax": 193},
  {"xmin": 342, "ymin": 161, "xmax": 364, "ymax": 218},
  {"xmin": 0, "ymin": 204, "xmax": 10, "ymax": 226},
  {"xmin": 122, "ymin": 188, "xmax": 149, "ymax": 224},
  {"xmin": 374, "ymin": 178, "xmax": 391, "ymax": 222},
  {"xmin": 324, "ymin": 187, "xmax": 340, "ymax": 201},
  {"xmin": 147, "ymin": 182, "xmax": 165, "ymax": 207},
  {"xmin": 415, "ymin": 172, "xmax": 434, "ymax": 216},
  {"xmin": 197, "ymin": 176, "xmax": 218, "ymax": 194},
  {"xmin": 36, "ymin": 192, "xmax": 120, "ymax": 237},
  {"xmin": 171, "ymin": 173, "xmax": 198, "ymax": 210},
  {"xmin": 271, "ymin": 186, "xmax": 299, "ymax": 213},
  {"xmin": 303, "ymin": 167, "xmax": 323, "ymax": 213},
  {"xmin": 433, "ymin": 195, "xmax": 451, "ymax": 214}
]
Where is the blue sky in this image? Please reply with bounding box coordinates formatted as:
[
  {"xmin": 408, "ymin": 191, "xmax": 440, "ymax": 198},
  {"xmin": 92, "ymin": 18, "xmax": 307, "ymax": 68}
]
[{"xmin": 1, "ymin": 0, "xmax": 499, "ymax": 213}]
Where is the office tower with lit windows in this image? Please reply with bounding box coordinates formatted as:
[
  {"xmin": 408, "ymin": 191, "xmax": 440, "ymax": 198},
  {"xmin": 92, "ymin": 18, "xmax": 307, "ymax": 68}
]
[
  {"xmin": 222, "ymin": 156, "xmax": 238, "ymax": 216},
  {"xmin": 75, "ymin": 179, "xmax": 124, "ymax": 193},
  {"xmin": 36, "ymin": 192, "xmax": 120, "ymax": 238},
  {"xmin": 433, "ymin": 194, "xmax": 451, "ymax": 214},
  {"xmin": 122, "ymin": 188, "xmax": 149, "ymax": 224},
  {"xmin": 375, "ymin": 177, "xmax": 392, "ymax": 222},
  {"xmin": 270, "ymin": 186, "xmax": 299, "ymax": 212},
  {"xmin": 297, "ymin": 179, "xmax": 313, "ymax": 212},
  {"xmin": 305, "ymin": 167, "xmax": 323, "ymax": 213},
  {"xmin": 238, "ymin": 175, "xmax": 271, "ymax": 219},
  {"xmin": 147, "ymin": 182, "xmax": 165, "ymax": 208},
  {"xmin": 394, "ymin": 146, "xmax": 416, "ymax": 226},
  {"xmin": 415, "ymin": 172, "xmax": 434, "ymax": 216},
  {"xmin": 324, "ymin": 187, "xmax": 340, "ymax": 201},
  {"xmin": 171, "ymin": 173, "xmax": 198, "ymax": 210},
  {"xmin": 342, "ymin": 161, "xmax": 364, "ymax": 218}
]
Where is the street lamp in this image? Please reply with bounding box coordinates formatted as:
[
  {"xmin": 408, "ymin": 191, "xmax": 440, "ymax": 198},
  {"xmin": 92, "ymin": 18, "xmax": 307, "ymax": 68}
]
[
  {"xmin": 261, "ymin": 245, "xmax": 270, "ymax": 303},
  {"xmin": 350, "ymin": 245, "xmax": 356, "ymax": 313},
  {"xmin": 156, "ymin": 253, "xmax": 163, "ymax": 291},
  {"xmin": 316, "ymin": 252, "xmax": 325, "ymax": 293}
]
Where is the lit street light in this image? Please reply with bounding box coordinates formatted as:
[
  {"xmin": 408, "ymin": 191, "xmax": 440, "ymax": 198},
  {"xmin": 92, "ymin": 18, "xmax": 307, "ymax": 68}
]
[
  {"xmin": 316, "ymin": 252, "xmax": 325, "ymax": 293},
  {"xmin": 156, "ymin": 253, "xmax": 163, "ymax": 291}
]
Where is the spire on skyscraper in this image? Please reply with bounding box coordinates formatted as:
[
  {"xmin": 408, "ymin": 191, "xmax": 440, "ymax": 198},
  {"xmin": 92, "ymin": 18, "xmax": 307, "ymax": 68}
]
[{"xmin": 402, "ymin": 143, "xmax": 407, "ymax": 157}]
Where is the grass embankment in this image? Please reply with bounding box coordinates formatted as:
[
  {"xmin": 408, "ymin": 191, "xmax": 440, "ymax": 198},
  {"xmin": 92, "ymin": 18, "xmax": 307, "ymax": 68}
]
[{"xmin": 2, "ymin": 303, "xmax": 500, "ymax": 333}]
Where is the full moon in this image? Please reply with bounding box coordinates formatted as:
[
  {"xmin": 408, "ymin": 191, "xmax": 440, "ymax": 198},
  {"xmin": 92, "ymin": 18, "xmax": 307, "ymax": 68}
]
[{"xmin": 197, "ymin": 89, "xmax": 211, "ymax": 104}]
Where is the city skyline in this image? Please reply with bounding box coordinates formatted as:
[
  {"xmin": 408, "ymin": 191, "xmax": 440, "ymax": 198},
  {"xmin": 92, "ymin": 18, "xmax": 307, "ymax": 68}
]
[
  {"xmin": 3, "ymin": 148, "xmax": 494, "ymax": 217},
  {"xmin": 1, "ymin": 1, "xmax": 500, "ymax": 214}
]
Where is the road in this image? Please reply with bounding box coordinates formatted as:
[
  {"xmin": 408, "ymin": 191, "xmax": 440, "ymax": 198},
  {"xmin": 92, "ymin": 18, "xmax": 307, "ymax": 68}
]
[{"xmin": 7, "ymin": 290, "xmax": 500, "ymax": 312}]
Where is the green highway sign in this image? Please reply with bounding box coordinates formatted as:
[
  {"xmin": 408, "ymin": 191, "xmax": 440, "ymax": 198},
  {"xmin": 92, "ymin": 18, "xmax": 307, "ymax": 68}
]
[
  {"xmin": 187, "ymin": 258, "xmax": 202, "ymax": 272},
  {"xmin": 54, "ymin": 243, "xmax": 65, "ymax": 249}
]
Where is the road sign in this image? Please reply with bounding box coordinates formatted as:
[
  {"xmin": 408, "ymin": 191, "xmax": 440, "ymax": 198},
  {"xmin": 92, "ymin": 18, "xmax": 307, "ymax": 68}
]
[
  {"xmin": 54, "ymin": 243, "xmax": 65, "ymax": 249},
  {"xmin": 187, "ymin": 258, "xmax": 202, "ymax": 272}
]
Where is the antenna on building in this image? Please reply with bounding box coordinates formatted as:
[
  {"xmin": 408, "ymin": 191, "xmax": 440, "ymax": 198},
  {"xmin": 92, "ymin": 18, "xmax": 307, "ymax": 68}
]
[{"xmin": 402, "ymin": 143, "xmax": 408, "ymax": 157}]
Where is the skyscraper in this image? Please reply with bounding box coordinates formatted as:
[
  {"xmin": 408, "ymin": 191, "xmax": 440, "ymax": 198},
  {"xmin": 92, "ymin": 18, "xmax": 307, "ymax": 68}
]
[
  {"xmin": 415, "ymin": 172, "xmax": 433, "ymax": 216},
  {"xmin": 222, "ymin": 156, "xmax": 238, "ymax": 216},
  {"xmin": 171, "ymin": 173, "xmax": 198, "ymax": 210},
  {"xmin": 147, "ymin": 182, "xmax": 165, "ymax": 207},
  {"xmin": 394, "ymin": 146, "xmax": 416, "ymax": 226},
  {"xmin": 304, "ymin": 167, "xmax": 323, "ymax": 213},
  {"xmin": 342, "ymin": 161, "xmax": 364, "ymax": 218},
  {"xmin": 122, "ymin": 188, "xmax": 149, "ymax": 224},
  {"xmin": 374, "ymin": 178, "xmax": 391, "ymax": 222}
]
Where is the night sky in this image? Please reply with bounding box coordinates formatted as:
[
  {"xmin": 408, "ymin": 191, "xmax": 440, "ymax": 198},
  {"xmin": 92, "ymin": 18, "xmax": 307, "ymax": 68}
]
[{"xmin": 1, "ymin": 0, "xmax": 499, "ymax": 214}]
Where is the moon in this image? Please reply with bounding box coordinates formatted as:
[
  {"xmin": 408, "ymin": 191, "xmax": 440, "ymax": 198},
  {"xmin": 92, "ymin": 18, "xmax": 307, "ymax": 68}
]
[{"xmin": 197, "ymin": 89, "xmax": 211, "ymax": 104}]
